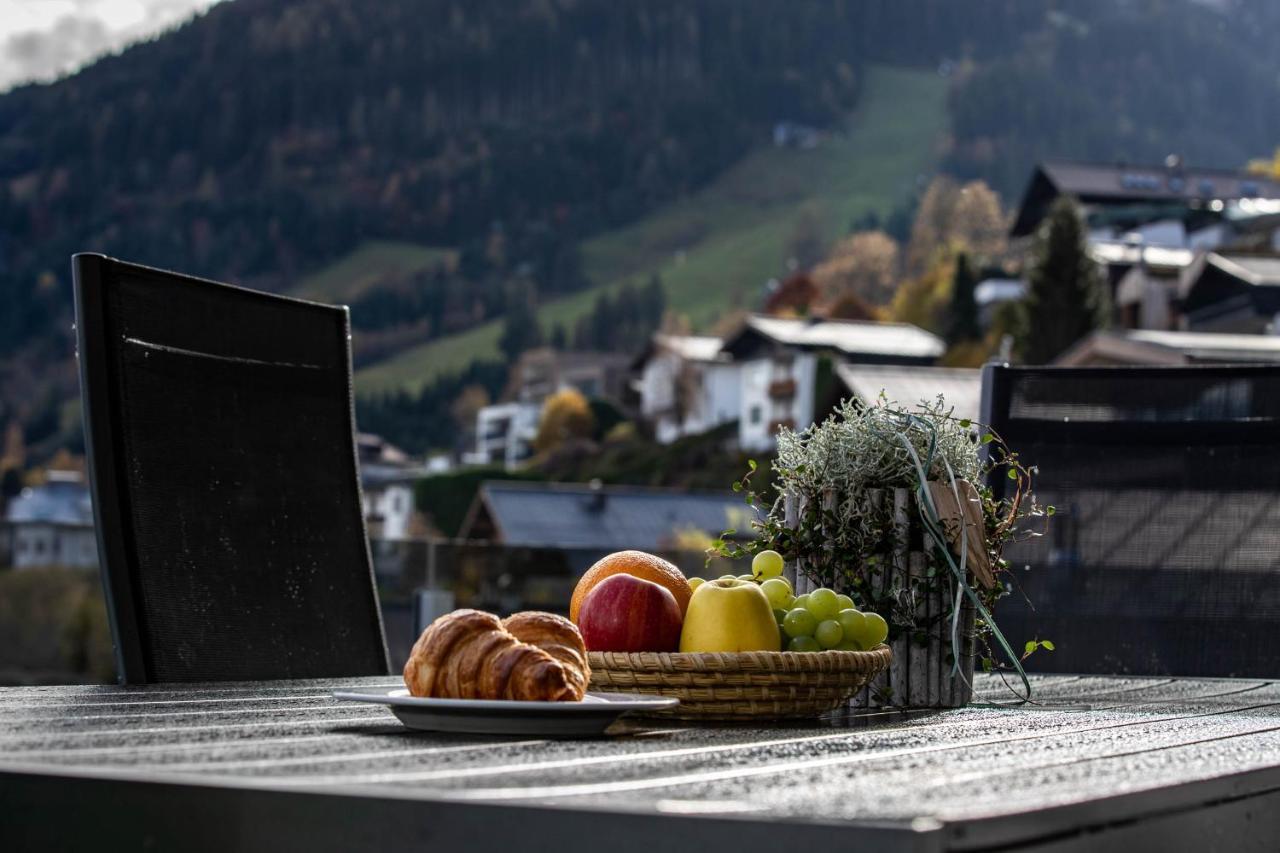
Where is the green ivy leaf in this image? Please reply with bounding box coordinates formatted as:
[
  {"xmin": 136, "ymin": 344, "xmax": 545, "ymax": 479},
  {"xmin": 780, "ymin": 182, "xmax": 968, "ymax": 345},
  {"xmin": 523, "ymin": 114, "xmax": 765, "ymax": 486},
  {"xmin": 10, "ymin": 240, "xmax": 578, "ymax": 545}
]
[
  {"xmin": 748, "ymin": 459, "xmax": 758, "ymax": 472},
  {"xmin": 1024, "ymin": 640, "xmax": 1037, "ymax": 656},
  {"xmin": 1007, "ymin": 468, "xmax": 1019, "ymax": 480},
  {"xmin": 982, "ymin": 433, "xmax": 996, "ymax": 444},
  {"xmin": 1045, "ymin": 505, "xmax": 1056, "ymax": 516},
  {"xmin": 1041, "ymin": 640, "xmax": 1055, "ymax": 651},
  {"xmin": 959, "ymin": 419, "xmax": 971, "ymax": 428}
]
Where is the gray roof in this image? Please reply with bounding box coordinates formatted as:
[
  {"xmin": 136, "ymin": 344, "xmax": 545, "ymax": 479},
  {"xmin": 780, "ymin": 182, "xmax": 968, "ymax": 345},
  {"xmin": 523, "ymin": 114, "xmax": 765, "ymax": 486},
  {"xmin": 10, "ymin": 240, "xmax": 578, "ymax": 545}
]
[
  {"xmin": 1205, "ymin": 252, "xmax": 1280, "ymax": 286},
  {"xmin": 836, "ymin": 364, "xmax": 982, "ymax": 423},
  {"xmin": 1040, "ymin": 160, "xmax": 1280, "ymax": 203},
  {"xmin": 736, "ymin": 315, "xmax": 944, "ymax": 360},
  {"xmin": 5, "ymin": 477, "xmax": 94, "ymax": 526},
  {"xmin": 465, "ymin": 481, "xmax": 751, "ymax": 549}
]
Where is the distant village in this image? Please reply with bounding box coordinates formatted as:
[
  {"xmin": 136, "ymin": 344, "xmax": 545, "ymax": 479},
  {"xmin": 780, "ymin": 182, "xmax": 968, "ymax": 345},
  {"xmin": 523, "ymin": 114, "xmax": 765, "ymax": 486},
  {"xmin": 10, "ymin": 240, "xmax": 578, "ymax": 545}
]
[{"xmin": 8, "ymin": 156, "xmax": 1280, "ymax": 575}]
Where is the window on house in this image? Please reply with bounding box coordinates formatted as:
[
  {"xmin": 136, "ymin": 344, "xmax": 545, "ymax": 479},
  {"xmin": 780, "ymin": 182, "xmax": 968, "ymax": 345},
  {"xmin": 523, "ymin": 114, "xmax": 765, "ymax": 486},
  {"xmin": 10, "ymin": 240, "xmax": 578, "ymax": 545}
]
[{"xmin": 749, "ymin": 405, "xmax": 763, "ymax": 425}]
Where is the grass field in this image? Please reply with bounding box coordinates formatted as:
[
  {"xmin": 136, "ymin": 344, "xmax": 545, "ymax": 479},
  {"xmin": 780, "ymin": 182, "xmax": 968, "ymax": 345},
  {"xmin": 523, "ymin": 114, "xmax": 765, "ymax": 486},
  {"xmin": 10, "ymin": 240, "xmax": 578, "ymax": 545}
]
[
  {"xmin": 355, "ymin": 65, "xmax": 949, "ymax": 396},
  {"xmin": 293, "ymin": 240, "xmax": 455, "ymax": 302}
]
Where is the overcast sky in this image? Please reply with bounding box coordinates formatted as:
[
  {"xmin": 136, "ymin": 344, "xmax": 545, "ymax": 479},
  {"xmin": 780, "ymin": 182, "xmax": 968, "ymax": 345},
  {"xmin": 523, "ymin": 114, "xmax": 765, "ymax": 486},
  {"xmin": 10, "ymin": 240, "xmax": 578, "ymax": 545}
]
[{"xmin": 0, "ymin": 0, "xmax": 225, "ymax": 92}]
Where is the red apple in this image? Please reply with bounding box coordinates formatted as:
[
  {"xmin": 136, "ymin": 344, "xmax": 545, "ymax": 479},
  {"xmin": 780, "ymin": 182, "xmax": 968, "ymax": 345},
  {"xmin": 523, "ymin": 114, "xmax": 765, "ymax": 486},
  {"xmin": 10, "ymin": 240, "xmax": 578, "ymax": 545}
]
[{"xmin": 577, "ymin": 573, "xmax": 683, "ymax": 653}]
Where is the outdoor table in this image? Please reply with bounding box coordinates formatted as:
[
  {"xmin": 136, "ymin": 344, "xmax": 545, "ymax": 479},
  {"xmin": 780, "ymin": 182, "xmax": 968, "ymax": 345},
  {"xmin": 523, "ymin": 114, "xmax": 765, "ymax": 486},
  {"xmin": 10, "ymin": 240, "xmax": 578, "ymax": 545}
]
[{"xmin": 3, "ymin": 673, "xmax": 1278, "ymax": 851}]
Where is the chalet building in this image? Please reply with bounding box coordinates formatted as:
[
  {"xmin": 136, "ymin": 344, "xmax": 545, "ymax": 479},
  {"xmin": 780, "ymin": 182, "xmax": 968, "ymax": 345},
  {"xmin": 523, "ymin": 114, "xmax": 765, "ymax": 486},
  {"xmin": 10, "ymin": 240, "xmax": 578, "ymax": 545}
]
[
  {"xmin": 632, "ymin": 316, "xmax": 945, "ymax": 454},
  {"xmin": 1177, "ymin": 252, "xmax": 1280, "ymax": 334},
  {"xmin": 1056, "ymin": 329, "xmax": 1280, "ymax": 367},
  {"xmin": 466, "ymin": 348, "xmax": 632, "ymax": 470},
  {"xmin": 357, "ymin": 433, "xmax": 430, "ymax": 541},
  {"xmin": 720, "ymin": 316, "xmax": 944, "ymax": 451},
  {"xmin": 1010, "ymin": 158, "xmax": 1280, "ymax": 242},
  {"xmin": 3, "ymin": 471, "xmax": 98, "ymax": 570},
  {"xmin": 633, "ymin": 334, "xmax": 741, "ymax": 445},
  {"xmin": 460, "ymin": 480, "xmax": 750, "ymax": 552}
]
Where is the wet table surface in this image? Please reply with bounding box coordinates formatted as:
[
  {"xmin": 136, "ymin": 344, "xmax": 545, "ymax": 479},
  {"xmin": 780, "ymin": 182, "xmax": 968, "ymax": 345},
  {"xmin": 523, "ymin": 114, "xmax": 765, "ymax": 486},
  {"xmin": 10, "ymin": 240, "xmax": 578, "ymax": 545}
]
[{"xmin": 4, "ymin": 673, "xmax": 1280, "ymax": 852}]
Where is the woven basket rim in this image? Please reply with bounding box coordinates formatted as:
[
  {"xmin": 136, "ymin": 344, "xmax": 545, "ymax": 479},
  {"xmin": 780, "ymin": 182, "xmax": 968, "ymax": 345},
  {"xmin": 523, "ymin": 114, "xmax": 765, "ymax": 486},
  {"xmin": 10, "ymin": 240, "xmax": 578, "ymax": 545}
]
[{"xmin": 588, "ymin": 645, "xmax": 891, "ymax": 673}]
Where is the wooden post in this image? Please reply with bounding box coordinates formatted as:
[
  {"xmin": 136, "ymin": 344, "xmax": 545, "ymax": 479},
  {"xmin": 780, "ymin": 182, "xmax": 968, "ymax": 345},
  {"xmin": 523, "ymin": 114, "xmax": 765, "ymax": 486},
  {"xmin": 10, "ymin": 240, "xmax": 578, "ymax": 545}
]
[
  {"xmin": 890, "ymin": 489, "xmax": 910, "ymax": 708},
  {"xmin": 927, "ymin": 568, "xmax": 942, "ymax": 708},
  {"xmin": 907, "ymin": 551, "xmax": 927, "ymax": 707}
]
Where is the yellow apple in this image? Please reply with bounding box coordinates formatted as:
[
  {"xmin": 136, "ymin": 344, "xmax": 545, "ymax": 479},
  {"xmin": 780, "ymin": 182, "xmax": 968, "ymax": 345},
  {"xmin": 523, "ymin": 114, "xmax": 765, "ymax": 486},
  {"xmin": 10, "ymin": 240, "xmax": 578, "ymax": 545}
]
[{"xmin": 679, "ymin": 578, "xmax": 781, "ymax": 653}]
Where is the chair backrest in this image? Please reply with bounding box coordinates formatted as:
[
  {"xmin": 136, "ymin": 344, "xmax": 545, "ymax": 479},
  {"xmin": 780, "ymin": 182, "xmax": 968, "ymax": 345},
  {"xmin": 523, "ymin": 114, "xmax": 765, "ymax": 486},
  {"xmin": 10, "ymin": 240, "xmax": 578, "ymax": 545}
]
[
  {"xmin": 982, "ymin": 363, "xmax": 1280, "ymax": 678},
  {"xmin": 74, "ymin": 254, "xmax": 389, "ymax": 683}
]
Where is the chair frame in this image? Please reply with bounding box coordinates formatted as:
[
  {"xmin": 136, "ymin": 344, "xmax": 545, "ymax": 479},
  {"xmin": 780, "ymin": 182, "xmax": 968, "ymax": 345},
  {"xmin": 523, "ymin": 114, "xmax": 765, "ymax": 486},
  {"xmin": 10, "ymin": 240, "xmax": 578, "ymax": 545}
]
[{"xmin": 72, "ymin": 253, "xmax": 389, "ymax": 683}]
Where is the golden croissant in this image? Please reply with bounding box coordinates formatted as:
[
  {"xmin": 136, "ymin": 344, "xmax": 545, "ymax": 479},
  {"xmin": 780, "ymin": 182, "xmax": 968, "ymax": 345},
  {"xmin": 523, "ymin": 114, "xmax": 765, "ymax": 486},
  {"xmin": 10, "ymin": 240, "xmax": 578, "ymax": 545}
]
[{"xmin": 403, "ymin": 609, "xmax": 589, "ymax": 702}]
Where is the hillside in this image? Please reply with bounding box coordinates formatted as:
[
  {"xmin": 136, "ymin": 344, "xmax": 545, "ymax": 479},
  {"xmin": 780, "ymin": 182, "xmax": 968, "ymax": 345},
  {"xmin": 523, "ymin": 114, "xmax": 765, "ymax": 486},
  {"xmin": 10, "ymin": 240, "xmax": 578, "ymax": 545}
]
[
  {"xmin": 9, "ymin": 0, "xmax": 1280, "ymax": 455},
  {"xmin": 355, "ymin": 65, "xmax": 947, "ymax": 395}
]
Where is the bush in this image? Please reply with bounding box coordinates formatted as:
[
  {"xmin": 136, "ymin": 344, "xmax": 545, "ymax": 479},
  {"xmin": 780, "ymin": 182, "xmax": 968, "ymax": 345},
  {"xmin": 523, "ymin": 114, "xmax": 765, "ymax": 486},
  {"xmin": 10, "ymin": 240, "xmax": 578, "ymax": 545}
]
[{"xmin": 0, "ymin": 569, "xmax": 114, "ymax": 684}]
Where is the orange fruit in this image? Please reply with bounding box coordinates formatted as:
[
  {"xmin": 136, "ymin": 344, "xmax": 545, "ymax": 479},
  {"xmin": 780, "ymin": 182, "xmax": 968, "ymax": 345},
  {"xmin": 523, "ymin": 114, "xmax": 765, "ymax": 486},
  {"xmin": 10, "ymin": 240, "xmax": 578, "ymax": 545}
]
[{"xmin": 570, "ymin": 550, "xmax": 692, "ymax": 623}]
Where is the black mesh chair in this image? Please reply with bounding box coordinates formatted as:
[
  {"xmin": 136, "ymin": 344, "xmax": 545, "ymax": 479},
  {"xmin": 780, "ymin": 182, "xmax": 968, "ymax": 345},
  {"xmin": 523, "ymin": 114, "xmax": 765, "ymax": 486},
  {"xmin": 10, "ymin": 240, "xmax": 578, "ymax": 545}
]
[
  {"xmin": 73, "ymin": 254, "xmax": 390, "ymax": 683},
  {"xmin": 982, "ymin": 363, "xmax": 1280, "ymax": 678}
]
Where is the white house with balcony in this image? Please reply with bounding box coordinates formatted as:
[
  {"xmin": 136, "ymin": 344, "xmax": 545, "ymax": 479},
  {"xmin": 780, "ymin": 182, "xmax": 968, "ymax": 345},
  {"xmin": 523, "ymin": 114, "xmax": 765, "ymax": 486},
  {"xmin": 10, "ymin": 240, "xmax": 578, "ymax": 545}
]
[
  {"xmin": 634, "ymin": 334, "xmax": 741, "ymax": 444},
  {"xmin": 721, "ymin": 316, "xmax": 945, "ymax": 451}
]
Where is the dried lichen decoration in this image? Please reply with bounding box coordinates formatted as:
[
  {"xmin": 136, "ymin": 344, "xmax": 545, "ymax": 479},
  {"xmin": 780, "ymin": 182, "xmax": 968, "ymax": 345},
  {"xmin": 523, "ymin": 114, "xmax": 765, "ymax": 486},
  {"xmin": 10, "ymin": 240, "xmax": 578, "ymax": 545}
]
[{"xmin": 712, "ymin": 395, "xmax": 1051, "ymax": 706}]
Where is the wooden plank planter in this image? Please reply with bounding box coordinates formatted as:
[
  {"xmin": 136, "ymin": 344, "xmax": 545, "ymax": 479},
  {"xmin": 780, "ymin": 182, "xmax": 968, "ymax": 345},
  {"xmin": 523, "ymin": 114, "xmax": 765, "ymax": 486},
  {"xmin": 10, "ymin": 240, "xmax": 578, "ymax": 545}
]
[{"xmin": 784, "ymin": 486, "xmax": 976, "ymax": 710}]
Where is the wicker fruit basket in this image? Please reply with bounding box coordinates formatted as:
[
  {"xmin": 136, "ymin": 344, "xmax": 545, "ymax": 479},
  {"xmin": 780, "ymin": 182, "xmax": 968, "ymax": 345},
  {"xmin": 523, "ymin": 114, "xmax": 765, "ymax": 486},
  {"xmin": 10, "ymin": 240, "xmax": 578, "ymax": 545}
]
[{"xmin": 587, "ymin": 646, "xmax": 892, "ymax": 721}]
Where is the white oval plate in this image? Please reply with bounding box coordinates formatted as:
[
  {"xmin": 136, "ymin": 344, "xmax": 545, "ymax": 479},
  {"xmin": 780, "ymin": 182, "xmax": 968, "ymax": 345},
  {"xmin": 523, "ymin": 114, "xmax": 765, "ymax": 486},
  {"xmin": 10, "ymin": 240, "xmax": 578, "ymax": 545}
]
[{"xmin": 333, "ymin": 687, "xmax": 678, "ymax": 736}]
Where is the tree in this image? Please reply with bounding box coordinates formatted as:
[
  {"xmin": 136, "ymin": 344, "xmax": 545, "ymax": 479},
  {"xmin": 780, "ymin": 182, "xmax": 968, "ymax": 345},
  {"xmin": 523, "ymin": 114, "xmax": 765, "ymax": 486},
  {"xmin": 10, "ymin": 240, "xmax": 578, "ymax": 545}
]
[
  {"xmin": 810, "ymin": 230, "xmax": 900, "ymax": 305},
  {"xmin": 534, "ymin": 388, "xmax": 596, "ymax": 453},
  {"xmin": 951, "ymin": 180, "xmax": 1007, "ymax": 259},
  {"xmin": 904, "ymin": 176, "xmax": 959, "ymax": 276},
  {"xmin": 945, "ymin": 252, "xmax": 981, "ymax": 346},
  {"xmin": 498, "ymin": 279, "xmax": 543, "ymax": 363},
  {"xmin": 887, "ymin": 253, "xmax": 954, "ymax": 334},
  {"xmin": 1017, "ymin": 197, "xmax": 1109, "ymax": 365},
  {"xmin": 549, "ymin": 322, "xmax": 568, "ymax": 350}
]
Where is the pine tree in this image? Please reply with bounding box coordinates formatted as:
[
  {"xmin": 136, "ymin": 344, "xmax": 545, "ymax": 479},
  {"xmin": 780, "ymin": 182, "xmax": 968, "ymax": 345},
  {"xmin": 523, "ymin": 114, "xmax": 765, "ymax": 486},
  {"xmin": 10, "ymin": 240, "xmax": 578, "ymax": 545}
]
[
  {"xmin": 945, "ymin": 252, "xmax": 981, "ymax": 346},
  {"xmin": 1017, "ymin": 197, "xmax": 1109, "ymax": 364},
  {"xmin": 549, "ymin": 322, "xmax": 568, "ymax": 350},
  {"xmin": 498, "ymin": 279, "xmax": 543, "ymax": 363}
]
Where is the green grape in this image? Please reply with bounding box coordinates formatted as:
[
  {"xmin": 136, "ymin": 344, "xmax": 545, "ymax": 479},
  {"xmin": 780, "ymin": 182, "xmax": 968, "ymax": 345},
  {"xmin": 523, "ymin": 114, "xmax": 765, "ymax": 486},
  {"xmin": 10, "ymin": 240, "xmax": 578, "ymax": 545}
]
[
  {"xmin": 751, "ymin": 549, "xmax": 785, "ymax": 580},
  {"xmin": 835, "ymin": 593, "xmax": 855, "ymax": 611},
  {"xmin": 737, "ymin": 574, "xmax": 758, "ymax": 583},
  {"xmin": 806, "ymin": 588, "xmax": 840, "ymax": 620},
  {"xmin": 815, "ymin": 619, "xmax": 844, "ymax": 650},
  {"xmin": 788, "ymin": 636, "xmax": 821, "ymax": 653},
  {"xmin": 688, "ymin": 577, "xmax": 705, "ymax": 592},
  {"xmin": 760, "ymin": 578, "xmax": 795, "ymax": 610},
  {"xmin": 782, "ymin": 607, "xmax": 818, "ymax": 639},
  {"xmin": 837, "ymin": 608, "xmax": 867, "ymax": 642},
  {"xmin": 718, "ymin": 574, "xmax": 738, "ymax": 582},
  {"xmin": 792, "ymin": 593, "xmax": 810, "ymax": 611},
  {"xmin": 834, "ymin": 640, "xmax": 861, "ymax": 651},
  {"xmin": 862, "ymin": 612, "xmax": 889, "ymax": 647},
  {"xmin": 772, "ymin": 608, "xmax": 789, "ymax": 624},
  {"xmin": 844, "ymin": 610, "xmax": 888, "ymax": 650}
]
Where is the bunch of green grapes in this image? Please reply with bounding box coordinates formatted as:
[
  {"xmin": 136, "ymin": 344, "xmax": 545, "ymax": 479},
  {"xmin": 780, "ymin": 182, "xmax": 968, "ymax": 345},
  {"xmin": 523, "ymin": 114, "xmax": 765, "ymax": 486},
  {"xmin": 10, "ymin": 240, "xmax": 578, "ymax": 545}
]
[{"xmin": 697, "ymin": 550, "xmax": 889, "ymax": 653}]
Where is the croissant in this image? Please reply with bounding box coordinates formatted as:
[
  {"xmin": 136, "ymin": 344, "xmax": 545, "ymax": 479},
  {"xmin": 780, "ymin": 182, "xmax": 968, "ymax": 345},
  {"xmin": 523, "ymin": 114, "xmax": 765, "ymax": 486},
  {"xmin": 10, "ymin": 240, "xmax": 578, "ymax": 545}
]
[
  {"xmin": 502, "ymin": 611, "xmax": 591, "ymax": 699},
  {"xmin": 403, "ymin": 609, "xmax": 588, "ymax": 702}
]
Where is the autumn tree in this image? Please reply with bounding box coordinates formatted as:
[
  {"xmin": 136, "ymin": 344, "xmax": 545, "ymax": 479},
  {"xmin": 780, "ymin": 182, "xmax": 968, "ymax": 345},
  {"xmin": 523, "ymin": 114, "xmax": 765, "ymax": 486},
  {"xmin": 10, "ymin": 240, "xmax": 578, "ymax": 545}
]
[
  {"xmin": 810, "ymin": 230, "xmax": 900, "ymax": 305},
  {"xmin": 904, "ymin": 177, "xmax": 1006, "ymax": 275},
  {"xmin": 534, "ymin": 388, "xmax": 596, "ymax": 453},
  {"xmin": 952, "ymin": 180, "xmax": 1007, "ymax": 259},
  {"xmin": 905, "ymin": 176, "xmax": 959, "ymax": 276},
  {"xmin": 1017, "ymin": 197, "xmax": 1109, "ymax": 364},
  {"xmin": 887, "ymin": 253, "xmax": 955, "ymax": 334}
]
